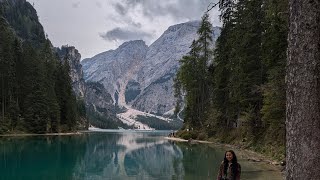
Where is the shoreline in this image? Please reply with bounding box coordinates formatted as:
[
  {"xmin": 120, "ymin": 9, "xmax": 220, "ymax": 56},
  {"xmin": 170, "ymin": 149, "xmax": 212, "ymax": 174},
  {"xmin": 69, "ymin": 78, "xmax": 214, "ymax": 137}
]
[
  {"xmin": 0, "ymin": 132, "xmax": 83, "ymax": 137},
  {"xmin": 1, "ymin": 132, "xmax": 284, "ymax": 165},
  {"xmin": 165, "ymin": 137, "xmax": 213, "ymax": 144},
  {"xmin": 1, "ymin": 130, "xmax": 284, "ymax": 178},
  {"xmin": 165, "ymin": 136, "xmax": 284, "ymax": 172}
]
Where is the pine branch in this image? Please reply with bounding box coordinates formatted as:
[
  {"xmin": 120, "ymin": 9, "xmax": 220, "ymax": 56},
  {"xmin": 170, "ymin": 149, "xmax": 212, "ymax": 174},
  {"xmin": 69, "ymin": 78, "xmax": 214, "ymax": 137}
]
[{"xmin": 206, "ymin": 2, "xmax": 219, "ymax": 13}]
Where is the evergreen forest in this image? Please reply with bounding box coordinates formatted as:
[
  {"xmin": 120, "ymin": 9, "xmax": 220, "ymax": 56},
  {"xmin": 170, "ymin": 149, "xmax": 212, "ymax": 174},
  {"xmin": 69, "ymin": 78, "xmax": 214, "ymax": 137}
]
[
  {"xmin": 175, "ymin": 0, "xmax": 288, "ymax": 160},
  {"xmin": 0, "ymin": 0, "xmax": 86, "ymax": 134}
]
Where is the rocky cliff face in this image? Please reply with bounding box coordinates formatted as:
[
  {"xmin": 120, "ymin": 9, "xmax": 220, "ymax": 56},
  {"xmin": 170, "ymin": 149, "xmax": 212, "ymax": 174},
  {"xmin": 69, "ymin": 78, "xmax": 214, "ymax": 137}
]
[
  {"xmin": 82, "ymin": 21, "xmax": 221, "ymax": 116},
  {"xmin": 82, "ymin": 40, "xmax": 148, "ymax": 105},
  {"xmin": 85, "ymin": 82, "xmax": 114, "ymax": 111},
  {"xmin": 56, "ymin": 46, "xmax": 86, "ymax": 98},
  {"xmin": 132, "ymin": 74, "xmax": 175, "ymax": 115},
  {"xmin": 133, "ymin": 21, "xmax": 215, "ymax": 115}
]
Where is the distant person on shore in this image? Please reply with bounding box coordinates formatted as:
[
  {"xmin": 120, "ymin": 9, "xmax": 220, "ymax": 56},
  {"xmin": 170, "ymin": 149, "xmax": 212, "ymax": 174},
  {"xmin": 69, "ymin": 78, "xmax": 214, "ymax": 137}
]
[{"xmin": 217, "ymin": 150, "xmax": 241, "ymax": 180}]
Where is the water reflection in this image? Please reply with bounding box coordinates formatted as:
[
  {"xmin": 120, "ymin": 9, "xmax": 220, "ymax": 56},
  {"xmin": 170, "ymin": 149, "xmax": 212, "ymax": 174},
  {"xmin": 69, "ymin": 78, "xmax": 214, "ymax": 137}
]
[
  {"xmin": 124, "ymin": 142, "xmax": 184, "ymax": 179},
  {"xmin": 73, "ymin": 132, "xmax": 186, "ymax": 179},
  {"xmin": 0, "ymin": 131, "xmax": 282, "ymax": 180},
  {"xmin": 0, "ymin": 135, "xmax": 87, "ymax": 180}
]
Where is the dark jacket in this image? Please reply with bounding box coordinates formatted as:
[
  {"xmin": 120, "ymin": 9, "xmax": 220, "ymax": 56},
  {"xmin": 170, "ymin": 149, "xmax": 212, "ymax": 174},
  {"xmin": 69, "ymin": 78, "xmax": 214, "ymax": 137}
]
[{"xmin": 217, "ymin": 161, "xmax": 241, "ymax": 180}]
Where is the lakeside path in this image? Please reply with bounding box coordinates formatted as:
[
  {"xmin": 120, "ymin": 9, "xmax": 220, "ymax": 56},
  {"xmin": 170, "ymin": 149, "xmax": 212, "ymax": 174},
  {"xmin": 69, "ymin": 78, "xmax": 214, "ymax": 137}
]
[{"xmin": 0, "ymin": 132, "xmax": 83, "ymax": 137}]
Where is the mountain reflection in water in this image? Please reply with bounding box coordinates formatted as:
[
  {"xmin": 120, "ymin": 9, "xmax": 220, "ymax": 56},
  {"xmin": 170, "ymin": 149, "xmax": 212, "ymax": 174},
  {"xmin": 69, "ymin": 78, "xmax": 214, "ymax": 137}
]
[
  {"xmin": 0, "ymin": 131, "xmax": 282, "ymax": 180},
  {"xmin": 73, "ymin": 132, "xmax": 186, "ymax": 179}
]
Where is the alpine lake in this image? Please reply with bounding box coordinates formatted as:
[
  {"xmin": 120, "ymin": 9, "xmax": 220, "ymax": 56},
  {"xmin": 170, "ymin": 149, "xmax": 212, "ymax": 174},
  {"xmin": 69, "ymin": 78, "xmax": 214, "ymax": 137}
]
[{"xmin": 0, "ymin": 130, "xmax": 283, "ymax": 180}]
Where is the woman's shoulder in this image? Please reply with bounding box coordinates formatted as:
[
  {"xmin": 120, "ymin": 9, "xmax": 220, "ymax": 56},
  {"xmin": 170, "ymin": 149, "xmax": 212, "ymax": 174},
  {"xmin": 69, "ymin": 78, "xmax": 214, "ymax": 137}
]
[{"xmin": 236, "ymin": 162, "xmax": 241, "ymax": 169}]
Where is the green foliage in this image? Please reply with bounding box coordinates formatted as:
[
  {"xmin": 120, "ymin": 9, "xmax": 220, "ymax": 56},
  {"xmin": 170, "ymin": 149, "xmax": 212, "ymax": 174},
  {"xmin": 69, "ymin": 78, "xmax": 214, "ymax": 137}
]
[
  {"xmin": 1, "ymin": 0, "xmax": 46, "ymax": 47},
  {"xmin": 177, "ymin": 129, "xmax": 199, "ymax": 140},
  {"xmin": 125, "ymin": 88, "xmax": 141, "ymax": 103},
  {"xmin": 175, "ymin": 0, "xmax": 288, "ymax": 159},
  {"xmin": 173, "ymin": 76, "xmax": 182, "ymax": 116},
  {"xmin": 260, "ymin": 0, "xmax": 287, "ymax": 149},
  {"xmin": 197, "ymin": 132, "xmax": 208, "ymax": 140},
  {"xmin": 135, "ymin": 115, "xmax": 183, "ymax": 130},
  {"xmin": 86, "ymin": 105, "xmax": 132, "ymax": 129},
  {"xmin": 77, "ymin": 98, "xmax": 86, "ymax": 118},
  {"xmin": 0, "ymin": 117, "xmax": 10, "ymax": 134},
  {"xmin": 175, "ymin": 13, "xmax": 213, "ymax": 128},
  {"xmin": 55, "ymin": 59, "xmax": 79, "ymax": 131},
  {"xmin": 0, "ymin": 1, "xmax": 86, "ymax": 134}
]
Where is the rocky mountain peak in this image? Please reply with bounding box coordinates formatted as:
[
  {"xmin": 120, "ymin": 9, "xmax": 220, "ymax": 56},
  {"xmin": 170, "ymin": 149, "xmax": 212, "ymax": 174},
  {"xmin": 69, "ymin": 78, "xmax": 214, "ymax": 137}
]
[
  {"xmin": 119, "ymin": 40, "xmax": 147, "ymax": 49},
  {"xmin": 82, "ymin": 39, "xmax": 148, "ymax": 105},
  {"xmin": 82, "ymin": 21, "xmax": 221, "ymax": 116},
  {"xmin": 166, "ymin": 21, "xmax": 200, "ymax": 33},
  {"xmin": 56, "ymin": 45, "xmax": 86, "ymax": 98}
]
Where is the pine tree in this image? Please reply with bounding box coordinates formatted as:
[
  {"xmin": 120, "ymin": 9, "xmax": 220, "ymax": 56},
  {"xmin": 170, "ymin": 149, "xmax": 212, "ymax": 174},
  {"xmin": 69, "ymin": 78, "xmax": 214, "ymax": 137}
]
[
  {"xmin": 176, "ymin": 42, "xmax": 199, "ymax": 126},
  {"xmin": 41, "ymin": 39, "xmax": 60, "ymax": 132},
  {"xmin": 175, "ymin": 13, "xmax": 213, "ymax": 128},
  {"xmin": 196, "ymin": 13, "xmax": 213, "ymax": 127},
  {"xmin": 211, "ymin": 21, "xmax": 233, "ymax": 129},
  {"xmin": 55, "ymin": 56, "xmax": 77, "ymax": 132},
  {"xmin": 9, "ymin": 38, "xmax": 23, "ymax": 130},
  {"xmin": 212, "ymin": 0, "xmax": 265, "ymax": 133},
  {"xmin": 0, "ymin": 16, "xmax": 17, "ymax": 132},
  {"xmin": 21, "ymin": 44, "xmax": 49, "ymax": 133},
  {"xmin": 260, "ymin": 0, "xmax": 287, "ymax": 153},
  {"xmin": 0, "ymin": 0, "xmax": 85, "ymax": 134}
]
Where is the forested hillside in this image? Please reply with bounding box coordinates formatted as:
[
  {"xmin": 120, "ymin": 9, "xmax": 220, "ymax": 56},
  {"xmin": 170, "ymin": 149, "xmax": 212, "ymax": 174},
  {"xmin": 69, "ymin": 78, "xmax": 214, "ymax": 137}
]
[
  {"xmin": 0, "ymin": 0, "xmax": 86, "ymax": 134},
  {"xmin": 175, "ymin": 0, "xmax": 287, "ymax": 160}
]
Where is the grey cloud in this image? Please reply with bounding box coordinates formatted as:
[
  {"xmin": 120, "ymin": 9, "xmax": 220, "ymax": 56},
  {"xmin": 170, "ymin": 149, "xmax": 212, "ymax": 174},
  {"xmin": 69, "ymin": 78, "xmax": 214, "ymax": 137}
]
[
  {"xmin": 100, "ymin": 27, "xmax": 153, "ymax": 42},
  {"xmin": 123, "ymin": 0, "xmax": 144, "ymax": 7},
  {"xmin": 105, "ymin": 15, "xmax": 142, "ymax": 29},
  {"xmin": 72, "ymin": 1, "xmax": 80, "ymax": 8},
  {"xmin": 114, "ymin": 3, "xmax": 127, "ymax": 15},
  {"xmin": 133, "ymin": 22, "xmax": 142, "ymax": 28},
  {"xmin": 113, "ymin": 0, "xmax": 215, "ymax": 21},
  {"xmin": 127, "ymin": 20, "xmax": 142, "ymax": 28},
  {"xmin": 95, "ymin": 1, "xmax": 102, "ymax": 8}
]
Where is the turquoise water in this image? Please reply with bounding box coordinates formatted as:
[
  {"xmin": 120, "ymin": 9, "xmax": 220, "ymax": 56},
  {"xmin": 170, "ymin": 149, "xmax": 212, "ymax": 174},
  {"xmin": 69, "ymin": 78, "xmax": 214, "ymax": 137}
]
[{"xmin": 0, "ymin": 130, "xmax": 282, "ymax": 180}]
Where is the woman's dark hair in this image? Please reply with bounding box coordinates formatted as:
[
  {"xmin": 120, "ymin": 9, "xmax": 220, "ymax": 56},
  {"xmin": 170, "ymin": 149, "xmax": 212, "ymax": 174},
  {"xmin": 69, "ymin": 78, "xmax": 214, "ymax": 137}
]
[{"xmin": 223, "ymin": 150, "xmax": 238, "ymax": 180}]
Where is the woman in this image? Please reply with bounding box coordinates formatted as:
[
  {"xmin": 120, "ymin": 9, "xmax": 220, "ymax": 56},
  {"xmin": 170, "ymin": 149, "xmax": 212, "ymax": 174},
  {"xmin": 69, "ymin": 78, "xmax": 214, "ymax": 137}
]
[{"xmin": 217, "ymin": 150, "xmax": 241, "ymax": 180}]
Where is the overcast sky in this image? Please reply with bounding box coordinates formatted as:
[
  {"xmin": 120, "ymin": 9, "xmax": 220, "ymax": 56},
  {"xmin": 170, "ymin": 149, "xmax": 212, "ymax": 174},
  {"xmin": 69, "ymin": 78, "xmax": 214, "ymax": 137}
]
[{"xmin": 26, "ymin": 0, "xmax": 221, "ymax": 59}]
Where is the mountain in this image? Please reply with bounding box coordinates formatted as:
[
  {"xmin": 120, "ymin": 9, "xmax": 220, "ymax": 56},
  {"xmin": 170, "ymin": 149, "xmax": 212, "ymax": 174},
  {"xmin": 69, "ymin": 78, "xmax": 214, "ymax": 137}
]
[
  {"xmin": 82, "ymin": 40, "xmax": 148, "ymax": 106},
  {"xmin": 56, "ymin": 45, "xmax": 86, "ymax": 98},
  {"xmin": 84, "ymin": 81, "xmax": 133, "ymax": 129},
  {"xmin": 0, "ymin": 0, "xmax": 46, "ymax": 47},
  {"xmin": 55, "ymin": 45, "xmax": 132, "ymax": 129},
  {"xmin": 82, "ymin": 21, "xmax": 220, "ymax": 117},
  {"xmin": 133, "ymin": 21, "xmax": 220, "ymax": 115}
]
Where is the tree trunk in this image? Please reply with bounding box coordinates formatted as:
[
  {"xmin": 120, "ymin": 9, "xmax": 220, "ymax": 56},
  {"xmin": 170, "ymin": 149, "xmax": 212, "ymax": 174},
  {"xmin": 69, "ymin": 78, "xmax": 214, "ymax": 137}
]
[{"xmin": 286, "ymin": 1, "xmax": 320, "ymax": 179}]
